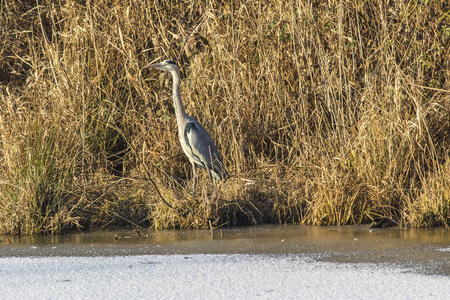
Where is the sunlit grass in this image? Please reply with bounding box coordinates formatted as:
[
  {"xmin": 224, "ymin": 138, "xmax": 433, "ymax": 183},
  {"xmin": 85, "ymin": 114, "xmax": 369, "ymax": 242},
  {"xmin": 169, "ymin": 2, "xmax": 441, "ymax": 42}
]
[{"xmin": 0, "ymin": 0, "xmax": 449, "ymax": 234}]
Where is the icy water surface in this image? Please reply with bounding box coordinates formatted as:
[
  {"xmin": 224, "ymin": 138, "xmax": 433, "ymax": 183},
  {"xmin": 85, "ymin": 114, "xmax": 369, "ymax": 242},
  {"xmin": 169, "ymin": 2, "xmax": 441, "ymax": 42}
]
[
  {"xmin": 1, "ymin": 225, "xmax": 450, "ymax": 299},
  {"xmin": 1, "ymin": 224, "xmax": 449, "ymax": 275}
]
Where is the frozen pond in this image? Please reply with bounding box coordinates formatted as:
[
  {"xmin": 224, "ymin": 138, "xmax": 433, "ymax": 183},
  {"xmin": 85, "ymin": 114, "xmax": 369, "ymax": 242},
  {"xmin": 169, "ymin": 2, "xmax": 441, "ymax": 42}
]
[{"xmin": 1, "ymin": 225, "xmax": 450, "ymax": 299}]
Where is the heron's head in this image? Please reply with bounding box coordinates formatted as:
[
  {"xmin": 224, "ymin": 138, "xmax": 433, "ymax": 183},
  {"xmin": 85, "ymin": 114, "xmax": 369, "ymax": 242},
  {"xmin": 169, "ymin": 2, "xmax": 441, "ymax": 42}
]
[{"xmin": 143, "ymin": 60, "xmax": 179, "ymax": 73}]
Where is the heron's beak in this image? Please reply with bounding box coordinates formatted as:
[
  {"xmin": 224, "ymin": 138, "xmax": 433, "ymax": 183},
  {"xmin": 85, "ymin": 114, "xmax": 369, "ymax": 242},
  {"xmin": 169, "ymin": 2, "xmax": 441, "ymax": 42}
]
[{"xmin": 143, "ymin": 62, "xmax": 164, "ymax": 70}]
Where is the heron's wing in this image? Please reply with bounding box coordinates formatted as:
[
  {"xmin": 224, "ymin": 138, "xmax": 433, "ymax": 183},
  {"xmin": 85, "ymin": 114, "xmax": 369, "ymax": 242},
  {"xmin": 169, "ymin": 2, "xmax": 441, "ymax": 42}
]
[{"xmin": 184, "ymin": 119, "xmax": 228, "ymax": 179}]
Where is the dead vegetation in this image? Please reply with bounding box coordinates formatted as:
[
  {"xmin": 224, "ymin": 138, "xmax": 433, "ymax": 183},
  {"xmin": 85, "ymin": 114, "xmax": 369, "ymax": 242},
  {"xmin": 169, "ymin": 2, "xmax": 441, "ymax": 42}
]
[{"xmin": 0, "ymin": 0, "xmax": 449, "ymax": 234}]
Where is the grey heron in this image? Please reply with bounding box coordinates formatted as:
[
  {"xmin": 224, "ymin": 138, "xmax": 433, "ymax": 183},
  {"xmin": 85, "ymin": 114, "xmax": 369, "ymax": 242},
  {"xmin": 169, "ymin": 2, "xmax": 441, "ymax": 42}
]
[{"xmin": 144, "ymin": 60, "xmax": 228, "ymax": 196}]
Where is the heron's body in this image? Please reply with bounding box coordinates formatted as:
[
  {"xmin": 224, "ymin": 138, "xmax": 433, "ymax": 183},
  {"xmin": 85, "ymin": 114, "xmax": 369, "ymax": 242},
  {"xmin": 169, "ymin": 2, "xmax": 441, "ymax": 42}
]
[{"xmin": 144, "ymin": 60, "xmax": 228, "ymax": 195}]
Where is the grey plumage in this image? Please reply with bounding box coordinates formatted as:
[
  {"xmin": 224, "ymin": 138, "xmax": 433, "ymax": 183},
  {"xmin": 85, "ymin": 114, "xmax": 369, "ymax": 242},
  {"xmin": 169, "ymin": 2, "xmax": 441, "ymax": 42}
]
[{"xmin": 144, "ymin": 60, "xmax": 228, "ymax": 195}]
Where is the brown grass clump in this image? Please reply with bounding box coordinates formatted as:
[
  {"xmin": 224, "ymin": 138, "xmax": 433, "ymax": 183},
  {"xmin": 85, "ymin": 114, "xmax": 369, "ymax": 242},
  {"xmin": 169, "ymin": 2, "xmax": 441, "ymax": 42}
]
[{"xmin": 0, "ymin": 0, "xmax": 449, "ymax": 234}]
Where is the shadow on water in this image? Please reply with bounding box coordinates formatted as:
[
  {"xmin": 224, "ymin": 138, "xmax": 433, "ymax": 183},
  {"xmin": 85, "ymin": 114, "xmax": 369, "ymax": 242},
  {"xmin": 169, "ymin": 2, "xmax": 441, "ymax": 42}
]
[{"xmin": 1, "ymin": 224, "xmax": 449, "ymax": 275}]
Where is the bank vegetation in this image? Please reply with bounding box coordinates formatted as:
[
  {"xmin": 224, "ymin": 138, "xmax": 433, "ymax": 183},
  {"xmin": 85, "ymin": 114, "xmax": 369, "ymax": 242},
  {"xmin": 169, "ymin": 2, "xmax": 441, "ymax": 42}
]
[{"xmin": 0, "ymin": 0, "xmax": 449, "ymax": 234}]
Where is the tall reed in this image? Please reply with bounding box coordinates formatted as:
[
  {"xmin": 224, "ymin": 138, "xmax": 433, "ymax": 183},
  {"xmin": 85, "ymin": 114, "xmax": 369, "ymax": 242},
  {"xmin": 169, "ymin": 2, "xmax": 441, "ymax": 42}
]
[{"xmin": 0, "ymin": 0, "xmax": 449, "ymax": 234}]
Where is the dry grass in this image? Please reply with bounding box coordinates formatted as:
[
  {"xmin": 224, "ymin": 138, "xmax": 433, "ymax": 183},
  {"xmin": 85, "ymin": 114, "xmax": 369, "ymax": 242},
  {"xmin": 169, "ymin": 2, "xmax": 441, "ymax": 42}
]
[{"xmin": 0, "ymin": 0, "xmax": 449, "ymax": 234}]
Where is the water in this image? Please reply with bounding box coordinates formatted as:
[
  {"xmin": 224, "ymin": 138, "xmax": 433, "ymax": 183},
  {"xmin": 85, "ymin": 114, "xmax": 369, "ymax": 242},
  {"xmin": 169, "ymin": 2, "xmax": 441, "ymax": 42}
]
[
  {"xmin": 2, "ymin": 225, "xmax": 450, "ymax": 299},
  {"xmin": 1, "ymin": 224, "xmax": 449, "ymax": 275}
]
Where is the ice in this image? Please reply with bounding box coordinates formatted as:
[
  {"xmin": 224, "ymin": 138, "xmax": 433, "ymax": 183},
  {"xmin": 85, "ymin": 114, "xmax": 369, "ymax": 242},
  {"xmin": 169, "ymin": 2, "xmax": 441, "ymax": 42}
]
[{"xmin": 1, "ymin": 254, "xmax": 449, "ymax": 300}]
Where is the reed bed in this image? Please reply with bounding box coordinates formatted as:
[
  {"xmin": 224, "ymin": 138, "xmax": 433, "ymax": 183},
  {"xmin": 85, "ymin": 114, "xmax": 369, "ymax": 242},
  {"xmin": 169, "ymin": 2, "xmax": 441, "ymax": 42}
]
[{"xmin": 0, "ymin": 0, "xmax": 449, "ymax": 234}]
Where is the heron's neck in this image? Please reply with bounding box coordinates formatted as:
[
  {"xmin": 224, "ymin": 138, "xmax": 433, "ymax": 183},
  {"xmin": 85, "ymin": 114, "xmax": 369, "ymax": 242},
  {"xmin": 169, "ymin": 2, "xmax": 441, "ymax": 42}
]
[{"xmin": 171, "ymin": 70, "xmax": 187, "ymax": 121}]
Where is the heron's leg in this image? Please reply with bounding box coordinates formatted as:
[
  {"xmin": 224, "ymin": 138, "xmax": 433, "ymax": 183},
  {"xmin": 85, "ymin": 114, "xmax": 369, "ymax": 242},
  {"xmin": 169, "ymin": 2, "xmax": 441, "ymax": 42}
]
[{"xmin": 191, "ymin": 162, "xmax": 197, "ymax": 196}]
